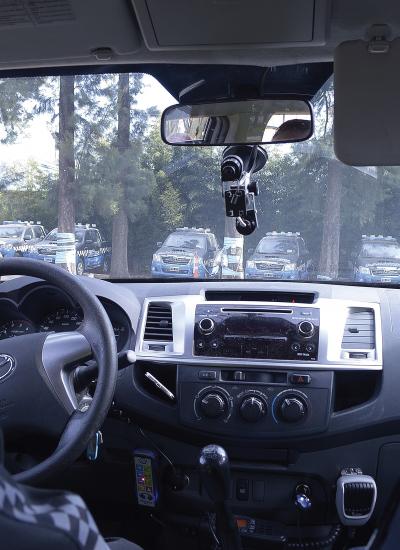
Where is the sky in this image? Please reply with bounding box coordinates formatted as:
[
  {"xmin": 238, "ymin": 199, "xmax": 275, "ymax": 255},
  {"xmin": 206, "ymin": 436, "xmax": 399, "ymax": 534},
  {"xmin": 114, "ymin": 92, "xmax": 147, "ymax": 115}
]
[{"xmin": 0, "ymin": 74, "xmax": 176, "ymax": 171}]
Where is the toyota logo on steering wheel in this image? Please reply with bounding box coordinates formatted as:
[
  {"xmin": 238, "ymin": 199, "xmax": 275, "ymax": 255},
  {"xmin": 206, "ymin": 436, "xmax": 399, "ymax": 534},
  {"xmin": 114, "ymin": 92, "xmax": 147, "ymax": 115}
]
[{"xmin": 0, "ymin": 354, "xmax": 15, "ymax": 383}]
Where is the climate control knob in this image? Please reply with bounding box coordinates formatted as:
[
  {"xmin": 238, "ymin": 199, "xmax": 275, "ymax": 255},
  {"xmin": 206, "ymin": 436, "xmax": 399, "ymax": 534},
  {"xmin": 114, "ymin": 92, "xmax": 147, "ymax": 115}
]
[
  {"xmin": 298, "ymin": 321, "xmax": 315, "ymax": 338},
  {"xmin": 198, "ymin": 317, "xmax": 215, "ymax": 335},
  {"xmin": 200, "ymin": 392, "xmax": 227, "ymax": 419},
  {"xmin": 279, "ymin": 395, "xmax": 307, "ymax": 423},
  {"xmin": 240, "ymin": 396, "xmax": 266, "ymax": 422}
]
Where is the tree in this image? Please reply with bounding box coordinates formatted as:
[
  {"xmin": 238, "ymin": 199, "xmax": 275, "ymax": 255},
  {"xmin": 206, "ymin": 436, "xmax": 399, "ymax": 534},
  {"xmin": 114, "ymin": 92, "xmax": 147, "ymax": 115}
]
[
  {"xmin": 109, "ymin": 74, "xmax": 130, "ymax": 277},
  {"xmin": 318, "ymin": 160, "xmax": 343, "ymax": 278},
  {"xmin": 57, "ymin": 75, "xmax": 76, "ymax": 272}
]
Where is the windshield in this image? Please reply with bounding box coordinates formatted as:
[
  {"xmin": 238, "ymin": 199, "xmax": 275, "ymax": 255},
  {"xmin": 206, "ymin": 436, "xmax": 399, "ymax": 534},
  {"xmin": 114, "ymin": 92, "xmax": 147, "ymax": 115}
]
[
  {"xmin": 256, "ymin": 238, "xmax": 298, "ymax": 255},
  {"xmin": 163, "ymin": 234, "xmax": 206, "ymax": 250},
  {"xmin": 0, "ymin": 226, "xmax": 23, "ymax": 239},
  {"xmin": 45, "ymin": 228, "xmax": 85, "ymax": 244},
  {"xmin": 0, "ymin": 70, "xmax": 397, "ymax": 284},
  {"xmin": 361, "ymin": 243, "xmax": 400, "ymax": 260}
]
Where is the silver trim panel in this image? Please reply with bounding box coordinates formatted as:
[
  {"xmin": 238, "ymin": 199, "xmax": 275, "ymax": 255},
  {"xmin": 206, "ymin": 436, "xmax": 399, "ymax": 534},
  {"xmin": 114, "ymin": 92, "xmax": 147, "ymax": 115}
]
[{"xmin": 136, "ymin": 296, "xmax": 382, "ymax": 371}]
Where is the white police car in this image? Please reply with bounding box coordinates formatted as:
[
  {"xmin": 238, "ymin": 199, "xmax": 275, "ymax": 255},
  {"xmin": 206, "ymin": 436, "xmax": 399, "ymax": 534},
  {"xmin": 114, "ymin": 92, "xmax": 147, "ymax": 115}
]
[
  {"xmin": 245, "ymin": 232, "xmax": 313, "ymax": 280},
  {"xmin": 0, "ymin": 221, "xmax": 46, "ymax": 258},
  {"xmin": 151, "ymin": 227, "xmax": 222, "ymax": 278},
  {"xmin": 29, "ymin": 224, "xmax": 111, "ymax": 275},
  {"xmin": 354, "ymin": 235, "xmax": 400, "ymax": 284}
]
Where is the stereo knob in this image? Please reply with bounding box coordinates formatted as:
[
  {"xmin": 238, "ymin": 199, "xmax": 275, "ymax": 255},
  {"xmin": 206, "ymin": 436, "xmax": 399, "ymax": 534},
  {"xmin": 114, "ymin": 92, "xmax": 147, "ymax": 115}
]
[
  {"xmin": 198, "ymin": 317, "xmax": 215, "ymax": 335},
  {"xmin": 279, "ymin": 396, "xmax": 307, "ymax": 423},
  {"xmin": 240, "ymin": 396, "xmax": 266, "ymax": 422},
  {"xmin": 298, "ymin": 321, "xmax": 315, "ymax": 338},
  {"xmin": 200, "ymin": 393, "xmax": 227, "ymax": 419}
]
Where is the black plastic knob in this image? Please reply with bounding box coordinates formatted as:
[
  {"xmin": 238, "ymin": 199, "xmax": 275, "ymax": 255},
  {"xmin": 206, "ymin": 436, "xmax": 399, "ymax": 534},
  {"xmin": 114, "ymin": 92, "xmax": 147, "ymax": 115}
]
[
  {"xmin": 279, "ymin": 396, "xmax": 306, "ymax": 423},
  {"xmin": 200, "ymin": 393, "xmax": 227, "ymax": 419},
  {"xmin": 198, "ymin": 317, "xmax": 215, "ymax": 335},
  {"xmin": 298, "ymin": 321, "xmax": 315, "ymax": 337},
  {"xmin": 240, "ymin": 396, "xmax": 266, "ymax": 422}
]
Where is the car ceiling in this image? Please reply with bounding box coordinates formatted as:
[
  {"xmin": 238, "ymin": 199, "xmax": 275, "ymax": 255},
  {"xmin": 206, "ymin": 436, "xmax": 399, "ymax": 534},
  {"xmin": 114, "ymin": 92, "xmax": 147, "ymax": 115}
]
[{"xmin": 0, "ymin": 0, "xmax": 397, "ymax": 100}]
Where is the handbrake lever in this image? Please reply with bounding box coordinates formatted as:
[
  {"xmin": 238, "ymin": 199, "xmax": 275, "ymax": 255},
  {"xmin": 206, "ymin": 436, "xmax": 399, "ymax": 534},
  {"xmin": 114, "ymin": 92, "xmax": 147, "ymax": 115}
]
[{"xmin": 74, "ymin": 349, "xmax": 136, "ymax": 392}]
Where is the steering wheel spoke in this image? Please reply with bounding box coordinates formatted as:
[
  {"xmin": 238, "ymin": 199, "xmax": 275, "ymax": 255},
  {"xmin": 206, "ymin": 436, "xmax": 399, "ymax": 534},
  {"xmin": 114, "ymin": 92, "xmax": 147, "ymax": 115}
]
[{"xmin": 41, "ymin": 331, "xmax": 93, "ymax": 414}]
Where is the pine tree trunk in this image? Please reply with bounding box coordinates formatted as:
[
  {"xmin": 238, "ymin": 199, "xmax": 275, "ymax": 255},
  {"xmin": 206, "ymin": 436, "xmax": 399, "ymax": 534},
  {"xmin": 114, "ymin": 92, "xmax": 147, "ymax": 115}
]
[
  {"xmin": 223, "ymin": 216, "xmax": 244, "ymax": 279},
  {"xmin": 318, "ymin": 160, "xmax": 342, "ymax": 279},
  {"xmin": 57, "ymin": 75, "xmax": 76, "ymax": 273},
  {"xmin": 111, "ymin": 74, "xmax": 130, "ymax": 278}
]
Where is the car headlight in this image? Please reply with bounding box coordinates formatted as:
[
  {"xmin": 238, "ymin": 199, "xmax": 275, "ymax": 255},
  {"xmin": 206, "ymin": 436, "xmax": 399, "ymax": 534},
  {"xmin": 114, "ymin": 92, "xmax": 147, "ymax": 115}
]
[
  {"xmin": 284, "ymin": 263, "xmax": 297, "ymax": 271},
  {"xmin": 152, "ymin": 253, "xmax": 161, "ymax": 262},
  {"xmin": 246, "ymin": 260, "xmax": 255, "ymax": 269},
  {"xmin": 359, "ymin": 266, "xmax": 371, "ymax": 275}
]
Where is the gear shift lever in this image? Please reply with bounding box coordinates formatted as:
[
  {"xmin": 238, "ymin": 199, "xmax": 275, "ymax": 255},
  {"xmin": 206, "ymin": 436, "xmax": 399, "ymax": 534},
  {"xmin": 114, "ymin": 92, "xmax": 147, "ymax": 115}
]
[{"xmin": 199, "ymin": 445, "xmax": 242, "ymax": 550}]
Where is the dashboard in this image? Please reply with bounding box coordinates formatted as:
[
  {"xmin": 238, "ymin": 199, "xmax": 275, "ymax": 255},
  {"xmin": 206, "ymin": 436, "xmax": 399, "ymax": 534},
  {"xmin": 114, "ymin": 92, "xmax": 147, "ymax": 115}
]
[{"xmin": 1, "ymin": 275, "xmax": 400, "ymax": 530}]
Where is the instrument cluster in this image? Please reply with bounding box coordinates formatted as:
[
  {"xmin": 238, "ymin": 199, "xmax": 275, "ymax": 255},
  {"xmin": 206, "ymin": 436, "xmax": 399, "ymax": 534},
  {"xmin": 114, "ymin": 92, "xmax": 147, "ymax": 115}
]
[{"xmin": 0, "ymin": 285, "xmax": 131, "ymax": 351}]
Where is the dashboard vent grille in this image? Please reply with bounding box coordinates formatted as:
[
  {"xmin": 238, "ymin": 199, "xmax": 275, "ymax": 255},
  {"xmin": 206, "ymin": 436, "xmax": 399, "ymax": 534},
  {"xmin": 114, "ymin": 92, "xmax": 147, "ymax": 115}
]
[
  {"xmin": 144, "ymin": 303, "xmax": 173, "ymax": 341},
  {"xmin": 342, "ymin": 308, "xmax": 375, "ymax": 350},
  {"xmin": 204, "ymin": 290, "xmax": 316, "ymax": 303}
]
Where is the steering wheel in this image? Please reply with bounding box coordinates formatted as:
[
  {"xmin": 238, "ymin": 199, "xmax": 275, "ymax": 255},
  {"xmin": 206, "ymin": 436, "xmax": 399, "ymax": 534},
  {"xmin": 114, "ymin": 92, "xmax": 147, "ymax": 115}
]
[{"xmin": 0, "ymin": 258, "xmax": 117, "ymax": 485}]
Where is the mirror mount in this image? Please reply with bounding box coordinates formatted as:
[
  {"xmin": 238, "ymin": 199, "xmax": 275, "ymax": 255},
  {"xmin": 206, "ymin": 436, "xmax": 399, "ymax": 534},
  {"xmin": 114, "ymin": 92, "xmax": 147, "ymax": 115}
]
[{"xmin": 221, "ymin": 145, "xmax": 267, "ymax": 236}]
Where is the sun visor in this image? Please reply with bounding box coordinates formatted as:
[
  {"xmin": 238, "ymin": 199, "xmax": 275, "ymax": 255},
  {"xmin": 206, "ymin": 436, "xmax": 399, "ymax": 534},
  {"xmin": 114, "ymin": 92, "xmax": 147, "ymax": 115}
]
[{"xmin": 334, "ymin": 37, "xmax": 400, "ymax": 166}]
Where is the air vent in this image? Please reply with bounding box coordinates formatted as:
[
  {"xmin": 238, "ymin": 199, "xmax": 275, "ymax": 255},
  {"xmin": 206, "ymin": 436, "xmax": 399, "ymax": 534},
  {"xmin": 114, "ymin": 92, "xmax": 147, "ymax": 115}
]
[
  {"xmin": 144, "ymin": 303, "xmax": 173, "ymax": 342},
  {"xmin": 342, "ymin": 308, "xmax": 375, "ymax": 350},
  {"xmin": 0, "ymin": 0, "xmax": 74, "ymax": 28},
  {"xmin": 205, "ymin": 291, "xmax": 316, "ymax": 303}
]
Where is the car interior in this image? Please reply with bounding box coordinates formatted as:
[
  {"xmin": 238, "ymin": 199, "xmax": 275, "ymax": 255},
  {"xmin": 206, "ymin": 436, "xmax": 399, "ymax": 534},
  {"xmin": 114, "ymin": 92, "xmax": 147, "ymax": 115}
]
[{"xmin": 2, "ymin": 1, "xmax": 400, "ymax": 549}]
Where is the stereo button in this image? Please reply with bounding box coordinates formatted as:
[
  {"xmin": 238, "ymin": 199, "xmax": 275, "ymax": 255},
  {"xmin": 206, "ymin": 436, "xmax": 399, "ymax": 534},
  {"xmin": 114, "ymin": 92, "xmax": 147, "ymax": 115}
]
[
  {"xmin": 290, "ymin": 374, "xmax": 311, "ymax": 385},
  {"xmin": 298, "ymin": 321, "xmax": 315, "ymax": 337},
  {"xmin": 198, "ymin": 370, "xmax": 217, "ymax": 380},
  {"xmin": 198, "ymin": 317, "xmax": 215, "ymax": 335}
]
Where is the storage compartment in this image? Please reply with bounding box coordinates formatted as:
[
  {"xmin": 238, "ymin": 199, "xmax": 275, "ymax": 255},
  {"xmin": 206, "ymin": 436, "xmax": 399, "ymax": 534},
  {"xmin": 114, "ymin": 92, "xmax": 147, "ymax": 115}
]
[
  {"xmin": 333, "ymin": 371, "xmax": 381, "ymax": 412},
  {"xmin": 134, "ymin": 361, "xmax": 177, "ymax": 405},
  {"xmin": 133, "ymin": 0, "xmax": 317, "ymax": 48}
]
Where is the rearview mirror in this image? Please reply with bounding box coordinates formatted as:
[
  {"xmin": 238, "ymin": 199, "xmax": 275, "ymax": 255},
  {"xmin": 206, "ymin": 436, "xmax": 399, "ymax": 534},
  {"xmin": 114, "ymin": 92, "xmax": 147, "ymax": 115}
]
[{"xmin": 161, "ymin": 97, "xmax": 313, "ymax": 146}]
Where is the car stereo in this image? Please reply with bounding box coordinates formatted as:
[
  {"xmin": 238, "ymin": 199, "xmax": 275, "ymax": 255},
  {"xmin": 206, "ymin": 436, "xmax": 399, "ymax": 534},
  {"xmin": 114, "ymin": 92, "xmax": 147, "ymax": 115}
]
[{"xmin": 194, "ymin": 304, "xmax": 319, "ymax": 361}]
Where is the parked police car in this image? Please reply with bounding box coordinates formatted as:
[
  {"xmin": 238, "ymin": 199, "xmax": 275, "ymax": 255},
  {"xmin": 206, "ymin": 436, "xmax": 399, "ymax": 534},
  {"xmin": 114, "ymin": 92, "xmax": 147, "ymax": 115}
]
[
  {"xmin": 151, "ymin": 227, "xmax": 222, "ymax": 278},
  {"xmin": 245, "ymin": 231, "xmax": 313, "ymax": 280},
  {"xmin": 29, "ymin": 224, "xmax": 111, "ymax": 275},
  {"xmin": 353, "ymin": 235, "xmax": 400, "ymax": 283},
  {"xmin": 0, "ymin": 221, "xmax": 46, "ymax": 257}
]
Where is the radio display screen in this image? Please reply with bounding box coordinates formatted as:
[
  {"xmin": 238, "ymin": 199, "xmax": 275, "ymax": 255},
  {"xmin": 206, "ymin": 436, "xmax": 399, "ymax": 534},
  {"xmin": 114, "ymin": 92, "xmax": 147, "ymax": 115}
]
[{"xmin": 224, "ymin": 315, "xmax": 290, "ymax": 337}]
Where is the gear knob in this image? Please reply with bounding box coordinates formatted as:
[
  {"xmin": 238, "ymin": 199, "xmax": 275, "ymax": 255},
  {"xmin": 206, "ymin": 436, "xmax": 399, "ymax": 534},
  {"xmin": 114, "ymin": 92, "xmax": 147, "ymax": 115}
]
[{"xmin": 199, "ymin": 444, "xmax": 231, "ymax": 503}]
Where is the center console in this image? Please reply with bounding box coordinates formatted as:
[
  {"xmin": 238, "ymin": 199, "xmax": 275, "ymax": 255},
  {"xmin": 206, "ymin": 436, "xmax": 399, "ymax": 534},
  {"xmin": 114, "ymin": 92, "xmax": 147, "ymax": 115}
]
[
  {"xmin": 136, "ymin": 292, "xmax": 382, "ymax": 439},
  {"xmin": 178, "ymin": 365, "xmax": 332, "ymax": 437}
]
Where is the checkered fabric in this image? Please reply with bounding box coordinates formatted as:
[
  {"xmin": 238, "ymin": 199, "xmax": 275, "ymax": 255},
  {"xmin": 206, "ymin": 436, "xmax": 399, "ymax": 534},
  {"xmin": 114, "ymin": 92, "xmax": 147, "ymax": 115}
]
[{"xmin": 0, "ymin": 472, "xmax": 109, "ymax": 550}]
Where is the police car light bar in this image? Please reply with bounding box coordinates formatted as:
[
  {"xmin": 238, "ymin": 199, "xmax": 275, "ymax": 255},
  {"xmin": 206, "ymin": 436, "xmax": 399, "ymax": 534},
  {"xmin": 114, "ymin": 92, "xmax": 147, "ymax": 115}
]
[
  {"xmin": 266, "ymin": 231, "xmax": 300, "ymax": 236},
  {"xmin": 176, "ymin": 227, "xmax": 210, "ymax": 233},
  {"xmin": 362, "ymin": 234, "xmax": 396, "ymax": 241},
  {"xmin": 3, "ymin": 220, "xmax": 31, "ymax": 225}
]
